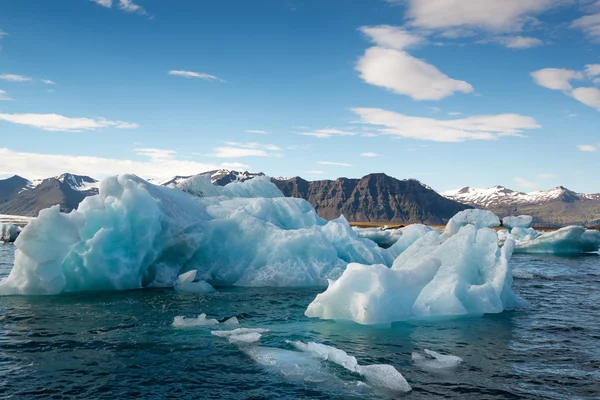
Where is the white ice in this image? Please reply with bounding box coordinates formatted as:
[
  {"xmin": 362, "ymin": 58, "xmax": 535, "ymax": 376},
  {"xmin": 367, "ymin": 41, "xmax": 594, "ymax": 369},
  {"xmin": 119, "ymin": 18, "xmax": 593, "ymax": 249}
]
[
  {"xmin": 226, "ymin": 332, "xmax": 263, "ymax": 344},
  {"xmin": 502, "ymin": 215, "xmax": 533, "ymax": 229},
  {"xmin": 411, "ymin": 349, "xmax": 463, "ymax": 370},
  {"xmin": 305, "ymin": 210, "xmax": 520, "ymax": 324},
  {"xmin": 174, "ymin": 270, "xmax": 216, "ymax": 293},
  {"xmin": 223, "ymin": 316, "xmax": 239, "ymax": 325},
  {"xmin": 172, "ymin": 313, "xmax": 219, "ymax": 327},
  {"xmin": 211, "ymin": 328, "xmax": 270, "ymax": 337},
  {"xmin": 287, "ymin": 341, "xmax": 411, "ymax": 393},
  {"xmin": 0, "ymin": 223, "xmax": 21, "ymax": 243},
  {"xmin": 0, "ymin": 174, "xmax": 404, "ymax": 295},
  {"xmin": 514, "ymin": 226, "xmax": 600, "ymax": 254}
]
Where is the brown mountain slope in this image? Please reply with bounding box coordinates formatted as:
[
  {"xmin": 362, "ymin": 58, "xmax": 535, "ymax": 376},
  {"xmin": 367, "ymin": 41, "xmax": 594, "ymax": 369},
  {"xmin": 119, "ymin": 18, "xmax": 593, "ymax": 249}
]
[{"xmin": 273, "ymin": 173, "xmax": 471, "ymax": 224}]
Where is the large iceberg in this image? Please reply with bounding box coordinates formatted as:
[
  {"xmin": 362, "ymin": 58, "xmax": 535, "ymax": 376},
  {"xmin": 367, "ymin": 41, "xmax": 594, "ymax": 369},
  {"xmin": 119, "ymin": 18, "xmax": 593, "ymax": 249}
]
[
  {"xmin": 0, "ymin": 174, "xmax": 404, "ymax": 295},
  {"xmin": 305, "ymin": 210, "xmax": 521, "ymax": 324}
]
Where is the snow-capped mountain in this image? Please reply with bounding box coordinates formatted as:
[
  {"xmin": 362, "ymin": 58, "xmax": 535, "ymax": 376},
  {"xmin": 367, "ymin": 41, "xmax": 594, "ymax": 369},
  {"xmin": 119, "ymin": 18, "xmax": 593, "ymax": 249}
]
[
  {"xmin": 160, "ymin": 169, "xmax": 265, "ymax": 187},
  {"xmin": 443, "ymin": 185, "xmax": 600, "ymax": 227}
]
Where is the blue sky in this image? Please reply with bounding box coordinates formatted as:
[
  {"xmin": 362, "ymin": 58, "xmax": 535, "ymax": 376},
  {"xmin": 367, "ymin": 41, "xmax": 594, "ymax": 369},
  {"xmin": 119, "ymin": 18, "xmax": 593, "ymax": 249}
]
[{"xmin": 0, "ymin": 0, "xmax": 599, "ymax": 193}]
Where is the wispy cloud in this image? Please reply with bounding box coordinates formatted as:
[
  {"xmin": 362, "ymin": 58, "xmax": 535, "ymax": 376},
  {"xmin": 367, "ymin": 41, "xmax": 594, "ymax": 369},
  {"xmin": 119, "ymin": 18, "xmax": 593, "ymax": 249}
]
[
  {"xmin": 0, "ymin": 74, "xmax": 32, "ymax": 82},
  {"xmin": 0, "ymin": 147, "xmax": 233, "ymax": 181},
  {"xmin": 41, "ymin": 79, "xmax": 57, "ymax": 85},
  {"xmin": 91, "ymin": 0, "xmax": 148, "ymax": 15},
  {"xmin": 0, "ymin": 30, "xmax": 7, "ymax": 39},
  {"xmin": 514, "ymin": 177, "xmax": 537, "ymax": 190},
  {"xmin": 447, "ymin": 111, "xmax": 463, "ymax": 116},
  {"xmin": 134, "ymin": 148, "xmax": 177, "ymax": 162},
  {"xmin": 531, "ymin": 65, "xmax": 600, "ymax": 112},
  {"xmin": 209, "ymin": 147, "xmax": 271, "ymax": 158},
  {"xmin": 0, "ymin": 90, "xmax": 13, "ymax": 101},
  {"xmin": 222, "ymin": 142, "xmax": 282, "ymax": 151},
  {"xmin": 245, "ymin": 130, "xmax": 269, "ymax": 135},
  {"xmin": 298, "ymin": 128, "xmax": 356, "ymax": 138},
  {"xmin": 318, "ymin": 161, "xmax": 352, "ymax": 167},
  {"xmin": 577, "ymin": 144, "xmax": 597, "ymax": 152},
  {"xmin": 352, "ymin": 108, "xmax": 540, "ymax": 142},
  {"xmin": 571, "ymin": 12, "xmax": 600, "ymax": 42},
  {"xmin": 360, "ymin": 152, "xmax": 379, "ymax": 157},
  {"xmin": 0, "ymin": 113, "xmax": 139, "ymax": 132},
  {"xmin": 492, "ymin": 36, "xmax": 543, "ymax": 49},
  {"xmin": 168, "ymin": 70, "xmax": 226, "ymax": 82}
]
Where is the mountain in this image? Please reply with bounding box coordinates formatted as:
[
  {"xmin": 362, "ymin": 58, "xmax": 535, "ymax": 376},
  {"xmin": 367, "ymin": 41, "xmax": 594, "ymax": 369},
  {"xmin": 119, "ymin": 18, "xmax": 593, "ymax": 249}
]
[
  {"xmin": 0, "ymin": 173, "xmax": 98, "ymax": 217},
  {"xmin": 443, "ymin": 186, "xmax": 600, "ymax": 227},
  {"xmin": 0, "ymin": 175, "xmax": 30, "ymax": 204},
  {"xmin": 273, "ymin": 173, "xmax": 470, "ymax": 224},
  {"xmin": 160, "ymin": 170, "xmax": 264, "ymax": 187}
]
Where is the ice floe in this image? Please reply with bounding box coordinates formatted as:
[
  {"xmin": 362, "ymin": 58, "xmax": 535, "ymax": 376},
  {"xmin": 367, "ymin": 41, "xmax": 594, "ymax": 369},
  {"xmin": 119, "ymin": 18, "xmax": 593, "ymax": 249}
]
[
  {"xmin": 172, "ymin": 313, "xmax": 219, "ymax": 327},
  {"xmin": 0, "ymin": 223, "xmax": 21, "ymax": 243},
  {"xmin": 514, "ymin": 226, "xmax": 600, "ymax": 254}
]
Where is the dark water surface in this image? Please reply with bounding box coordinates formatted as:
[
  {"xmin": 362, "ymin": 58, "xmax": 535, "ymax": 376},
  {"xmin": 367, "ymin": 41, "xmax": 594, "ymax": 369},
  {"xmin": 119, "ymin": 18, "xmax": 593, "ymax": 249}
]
[{"xmin": 1, "ymin": 243, "xmax": 599, "ymax": 399}]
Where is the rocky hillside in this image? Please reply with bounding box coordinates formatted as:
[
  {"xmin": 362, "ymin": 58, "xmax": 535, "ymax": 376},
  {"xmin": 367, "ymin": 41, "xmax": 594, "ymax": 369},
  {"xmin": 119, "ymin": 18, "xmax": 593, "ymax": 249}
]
[
  {"xmin": 443, "ymin": 185, "xmax": 600, "ymax": 227},
  {"xmin": 0, "ymin": 175, "xmax": 30, "ymax": 204},
  {"xmin": 273, "ymin": 173, "xmax": 471, "ymax": 224},
  {"xmin": 0, "ymin": 173, "xmax": 98, "ymax": 217}
]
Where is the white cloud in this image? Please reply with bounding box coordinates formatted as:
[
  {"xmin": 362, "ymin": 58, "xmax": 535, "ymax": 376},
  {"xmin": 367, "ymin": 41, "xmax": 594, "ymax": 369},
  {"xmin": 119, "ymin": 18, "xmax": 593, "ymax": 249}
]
[
  {"xmin": 91, "ymin": 0, "xmax": 112, "ymax": 7},
  {"xmin": 352, "ymin": 108, "xmax": 540, "ymax": 142},
  {"xmin": 168, "ymin": 70, "xmax": 226, "ymax": 82},
  {"xmin": 514, "ymin": 177, "xmax": 537, "ymax": 189},
  {"xmin": 567, "ymin": 113, "xmax": 578, "ymax": 117},
  {"xmin": 0, "ymin": 74, "xmax": 32, "ymax": 82},
  {"xmin": 0, "ymin": 90, "xmax": 13, "ymax": 101},
  {"xmin": 208, "ymin": 144, "xmax": 282, "ymax": 158},
  {"xmin": 577, "ymin": 144, "xmax": 598, "ymax": 152},
  {"xmin": 494, "ymin": 36, "xmax": 543, "ymax": 49},
  {"xmin": 405, "ymin": 0, "xmax": 558, "ymax": 33},
  {"xmin": 447, "ymin": 111, "xmax": 462, "ymax": 116},
  {"xmin": 594, "ymin": 78, "xmax": 600, "ymax": 85},
  {"xmin": 91, "ymin": 0, "xmax": 147, "ymax": 14},
  {"xmin": 571, "ymin": 86, "xmax": 600, "ymax": 111},
  {"xmin": 359, "ymin": 25, "xmax": 424, "ymax": 50},
  {"xmin": 571, "ymin": 12, "xmax": 600, "ymax": 41},
  {"xmin": 298, "ymin": 128, "xmax": 356, "ymax": 138},
  {"xmin": 0, "ymin": 29, "xmax": 7, "ymax": 39},
  {"xmin": 245, "ymin": 130, "xmax": 269, "ymax": 135},
  {"xmin": 317, "ymin": 161, "xmax": 352, "ymax": 167},
  {"xmin": 0, "ymin": 147, "xmax": 233, "ymax": 181},
  {"xmin": 306, "ymin": 170, "xmax": 324, "ymax": 174},
  {"xmin": 134, "ymin": 148, "xmax": 177, "ymax": 162},
  {"xmin": 222, "ymin": 142, "xmax": 282, "ymax": 151},
  {"xmin": 41, "ymin": 79, "xmax": 57, "ymax": 85},
  {"xmin": 0, "ymin": 113, "xmax": 139, "ymax": 132},
  {"xmin": 538, "ymin": 173, "xmax": 557, "ymax": 179},
  {"xmin": 585, "ymin": 64, "xmax": 600, "ymax": 77},
  {"xmin": 360, "ymin": 132, "xmax": 378, "ymax": 137},
  {"xmin": 220, "ymin": 162, "xmax": 251, "ymax": 170},
  {"xmin": 531, "ymin": 68, "xmax": 583, "ymax": 91},
  {"xmin": 357, "ymin": 46, "xmax": 473, "ymax": 100},
  {"xmin": 360, "ymin": 152, "xmax": 379, "ymax": 157}
]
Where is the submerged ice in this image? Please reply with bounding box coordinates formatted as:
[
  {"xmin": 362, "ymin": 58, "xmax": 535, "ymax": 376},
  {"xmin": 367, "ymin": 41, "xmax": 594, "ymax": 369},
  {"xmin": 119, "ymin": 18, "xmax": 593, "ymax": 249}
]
[
  {"xmin": 305, "ymin": 210, "xmax": 521, "ymax": 324},
  {"xmin": 412, "ymin": 349, "xmax": 463, "ymax": 370}
]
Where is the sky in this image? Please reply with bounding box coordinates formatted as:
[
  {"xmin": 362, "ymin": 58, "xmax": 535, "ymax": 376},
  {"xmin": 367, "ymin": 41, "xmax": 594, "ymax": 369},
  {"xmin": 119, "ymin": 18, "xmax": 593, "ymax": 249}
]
[{"xmin": 0, "ymin": 0, "xmax": 599, "ymax": 193}]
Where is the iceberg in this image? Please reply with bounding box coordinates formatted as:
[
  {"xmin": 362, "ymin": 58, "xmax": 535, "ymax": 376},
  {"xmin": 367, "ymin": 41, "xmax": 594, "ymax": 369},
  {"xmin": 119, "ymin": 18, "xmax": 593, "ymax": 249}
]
[
  {"xmin": 352, "ymin": 226, "xmax": 403, "ymax": 248},
  {"xmin": 502, "ymin": 215, "xmax": 533, "ymax": 229},
  {"xmin": 174, "ymin": 270, "xmax": 216, "ymax": 293},
  {"xmin": 0, "ymin": 174, "xmax": 402, "ymax": 295},
  {"xmin": 0, "ymin": 223, "xmax": 21, "ymax": 243},
  {"xmin": 514, "ymin": 226, "xmax": 600, "ymax": 254},
  {"xmin": 305, "ymin": 210, "xmax": 521, "ymax": 324}
]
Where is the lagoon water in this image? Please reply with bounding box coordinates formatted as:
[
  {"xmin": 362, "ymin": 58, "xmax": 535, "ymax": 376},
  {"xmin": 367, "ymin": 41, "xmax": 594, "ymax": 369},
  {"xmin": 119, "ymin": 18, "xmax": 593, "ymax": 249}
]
[{"xmin": 1, "ymin": 243, "xmax": 599, "ymax": 399}]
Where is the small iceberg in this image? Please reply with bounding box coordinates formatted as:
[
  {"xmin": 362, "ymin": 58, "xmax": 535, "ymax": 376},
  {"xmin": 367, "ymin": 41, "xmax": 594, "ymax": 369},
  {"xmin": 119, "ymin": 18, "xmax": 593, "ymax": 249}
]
[
  {"xmin": 412, "ymin": 349, "xmax": 463, "ymax": 370},
  {"xmin": 172, "ymin": 313, "xmax": 219, "ymax": 327},
  {"xmin": 211, "ymin": 328, "xmax": 269, "ymax": 344},
  {"xmin": 0, "ymin": 223, "xmax": 21, "ymax": 243}
]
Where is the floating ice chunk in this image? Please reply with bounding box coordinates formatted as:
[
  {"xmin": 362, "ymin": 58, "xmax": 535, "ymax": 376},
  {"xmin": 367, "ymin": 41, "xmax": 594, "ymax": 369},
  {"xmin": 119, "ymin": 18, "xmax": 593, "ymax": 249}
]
[
  {"xmin": 172, "ymin": 313, "xmax": 219, "ymax": 327},
  {"xmin": 442, "ymin": 209, "xmax": 500, "ymax": 239},
  {"xmin": 177, "ymin": 270, "xmax": 197, "ymax": 284},
  {"xmin": 287, "ymin": 341, "xmax": 411, "ymax": 393},
  {"xmin": 211, "ymin": 328, "xmax": 270, "ymax": 337},
  {"xmin": 502, "ymin": 215, "xmax": 533, "ymax": 229},
  {"xmin": 510, "ymin": 227, "xmax": 539, "ymax": 241},
  {"xmin": 223, "ymin": 316, "xmax": 239, "ymax": 325},
  {"xmin": 514, "ymin": 226, "xmax": 600, "ymax": 254},
  {"xmin": 0, "ymin": 223, "xmax": 21, "ymax": 243},
  {"xmin": 306, "ymin": 209, "xmax": 520, "ymax": 324},
  {"xmin": 227, "ymin": 332, "xmax": 262, "ymax": 344},
  {"xmin": 412, "ymin": 349, "xmax": 463, "ymax": 370},
  {"xmin": 174, "ymin": 269, "xmax": 216, "ymax": 293}
]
